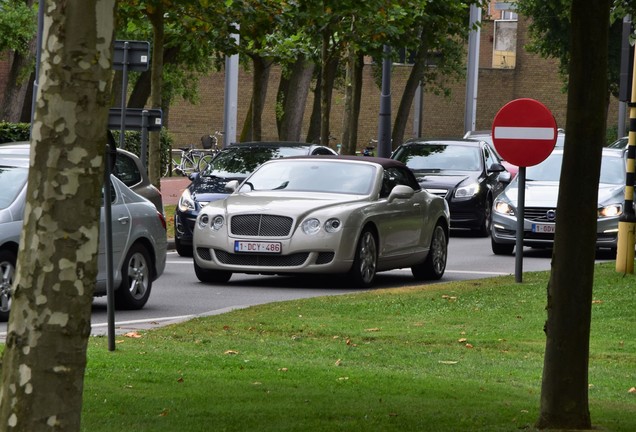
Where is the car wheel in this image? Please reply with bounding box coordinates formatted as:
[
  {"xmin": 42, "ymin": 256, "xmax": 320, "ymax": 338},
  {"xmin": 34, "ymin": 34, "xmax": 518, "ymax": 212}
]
[
  {"xmin": 0, "ymin": 249, "xmax": 16, "ymax": 322},
  {"xmin": 412, "ymin": 224, "xmax": 447, "ymax": 280},
  {"xmin": 491, "ymin": 237, "xmax": 514, "ymax": 255},
  {"xmin": 475, "ymin": 197, "xmax": 492, "ymax": 237},
  {"xmin": 348, "ymin": 229, "xmax": 377, "ymax": 288},
  {"xmin": 115, "ymin": 244, "xmax": 153, "ymax": 310},
  {"xmin": 194, "ymin": 260, "xmax": 232, "ymax": 284},
  {"xmin": 175, "ymin": 236, "xmax": 193, "ymax": 257}
]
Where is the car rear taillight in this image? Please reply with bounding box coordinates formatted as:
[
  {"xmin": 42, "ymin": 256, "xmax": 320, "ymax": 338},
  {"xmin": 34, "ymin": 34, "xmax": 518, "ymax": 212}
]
[{"xmin": 157, "ymin": 211, "xmax": 167, "ymax": 231}]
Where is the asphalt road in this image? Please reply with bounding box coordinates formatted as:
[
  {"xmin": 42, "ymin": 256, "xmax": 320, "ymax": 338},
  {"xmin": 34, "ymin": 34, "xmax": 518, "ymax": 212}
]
[{"xmin": 0, "ymin": 178, "xmax": 614, "ymax": 343}]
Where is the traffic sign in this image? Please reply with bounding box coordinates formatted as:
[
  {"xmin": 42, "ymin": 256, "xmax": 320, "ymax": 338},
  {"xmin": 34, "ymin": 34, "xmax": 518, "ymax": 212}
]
[{"xmin": 491, "ymin": 98, "xmax": 557, "ymax": 167}]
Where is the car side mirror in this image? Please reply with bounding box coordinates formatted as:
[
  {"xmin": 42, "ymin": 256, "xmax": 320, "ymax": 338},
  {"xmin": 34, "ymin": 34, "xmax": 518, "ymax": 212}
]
[
  {"xmin": 225, "ymin": 180, "xmax": 240, "ymax": 192},
  {"xmin": 388, "ymin": 184, "xmax": 415, "ymax": 202},
  {"xmin": 498, "ymin": 170, "xmax": 512, "ymax": 184},
  {"xmin": 488, "ymin": 162, "xmax": 506, "ymax": 173}
]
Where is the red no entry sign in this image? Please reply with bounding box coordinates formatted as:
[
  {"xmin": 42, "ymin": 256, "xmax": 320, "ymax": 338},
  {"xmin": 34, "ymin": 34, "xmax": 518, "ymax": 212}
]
[{"xmin": 491, "ymin": 98, "xmax": 557, "ymax": 167}]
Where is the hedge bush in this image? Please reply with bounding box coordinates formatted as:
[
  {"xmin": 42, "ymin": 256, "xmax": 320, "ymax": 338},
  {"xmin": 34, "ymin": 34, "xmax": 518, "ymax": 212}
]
[{"xmin": 0, "ymin": 122, "xmax": 31, "ymax": 142}]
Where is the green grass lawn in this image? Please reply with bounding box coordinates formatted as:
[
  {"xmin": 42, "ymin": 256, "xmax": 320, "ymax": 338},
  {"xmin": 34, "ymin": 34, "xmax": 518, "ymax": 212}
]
[{"xmin": 80, "ymin": 262, "xmax": 636, "ymax": 431}]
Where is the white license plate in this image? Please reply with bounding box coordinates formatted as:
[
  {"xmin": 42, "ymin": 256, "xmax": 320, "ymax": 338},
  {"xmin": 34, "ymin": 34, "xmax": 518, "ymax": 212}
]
[
  {"xmin": 532, "ymin": 223, "xmax": 555, "ymax": 233},
  {"xmin": 234, "ymin": 241, "xmax": 282, "ymax": 254}
]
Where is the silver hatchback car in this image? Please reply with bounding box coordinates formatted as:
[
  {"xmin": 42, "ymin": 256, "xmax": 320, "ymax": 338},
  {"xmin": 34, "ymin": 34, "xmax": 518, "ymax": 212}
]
[
  {"xmin": 0, "ymin": 143, "xmax": 168, "ymax": 321},
  {"xmin": 491, "ymin": 148, "xmax": 626, "ymax": 254}
]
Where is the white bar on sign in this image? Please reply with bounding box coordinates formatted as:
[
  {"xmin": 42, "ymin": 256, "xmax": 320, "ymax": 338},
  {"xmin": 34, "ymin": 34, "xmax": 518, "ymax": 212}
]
[{"xmin": 493, "ymin": 126, "xmax": 555, "ymax": 140}]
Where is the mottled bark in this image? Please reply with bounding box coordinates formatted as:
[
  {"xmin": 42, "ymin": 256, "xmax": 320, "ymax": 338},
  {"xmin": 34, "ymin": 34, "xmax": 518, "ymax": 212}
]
[
  {"xmin": 0, "ymin": 1, "xmax": 115, "ymax": 430},
  {"xmin": 536, "ymin": 0, "xmax": 610, "ymax": 429}
]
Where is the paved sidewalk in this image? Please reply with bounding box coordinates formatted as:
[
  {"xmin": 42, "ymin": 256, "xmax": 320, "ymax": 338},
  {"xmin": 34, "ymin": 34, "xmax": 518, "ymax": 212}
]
[
  {"xmin": 160, "ymin": 176, "xmax": 190, "ymax": 250},
  {"xmin": 160, "ymin": 176, "xmax": 190, "ymax": 206}
]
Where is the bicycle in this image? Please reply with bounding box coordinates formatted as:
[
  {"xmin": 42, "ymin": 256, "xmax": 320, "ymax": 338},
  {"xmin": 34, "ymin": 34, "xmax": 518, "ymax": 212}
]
[
  {"xmin": 164, "ymin": 131, "xmax": 223, "ymax": 177},
  {"xmin": 163, "ymin": 145, "xmax": 210, "ymax": 177}
]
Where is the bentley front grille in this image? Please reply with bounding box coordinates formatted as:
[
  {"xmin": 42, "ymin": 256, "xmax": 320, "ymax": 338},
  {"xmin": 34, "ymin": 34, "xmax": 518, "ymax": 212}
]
[{"xmin": 230, "ymin": 214, "xmax": 293, "ymax": 237}]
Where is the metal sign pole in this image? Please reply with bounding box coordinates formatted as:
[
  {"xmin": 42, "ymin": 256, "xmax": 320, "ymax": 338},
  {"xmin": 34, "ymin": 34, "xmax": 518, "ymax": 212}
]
[
  {"xmin": 515, "ymin": 166, "xmax": 526, "ymax": 283},
  {"xmin": 108, "ymin": 41, "xmax": 151, "ymax": 350},
  {"xmin": 140, "ymin": 110, "xmax": 149, "ymax": 170},
  {"xmin": 104, "ymin": 133, "xmax": 116, "ymax": 351},
  {"xmin": 119, "ymin": 42, "xmax": 129, "ymax": 149}
]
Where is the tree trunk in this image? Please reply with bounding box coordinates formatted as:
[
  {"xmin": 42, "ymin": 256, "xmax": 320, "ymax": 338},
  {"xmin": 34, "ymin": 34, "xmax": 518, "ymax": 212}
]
[
  {"xmin": 306, "ymin": 71, "xmax": 322, "ymax": 144},
  {"xmin": 0, "ymin": 1, "xmax": 115, "ymax": 430},
  {"xmin": 276, "ymin": 71, "xmax": 290, "ymax": 138},
  {"xmin": 250, "ymin": 55, "xmax": 272, "ymax": 141},
  {"xmin": 342, "ymin": 51, "xmax": 363, "ymax": 155},
  {"xmin": 0, "ymin": 0, "xmax": 37, "ymax": 123},
  {"xmin": 320, "ymin": 29, "xmax": 331, "ymax": 147},
  {"xmin": 341, "ymin": 44, "xmax": 354, "ymax": 154},
  {"xmin": 393, "ymin": 38, "xmax": 428, "ymax": 150},
  {"xmin": 240, "ymin": 98, "xmax": 253, "ymax": 142},
  {"xmin": 279, "ymin": 57, "xmax": 314, "ymax": 141},
  {"xmin": 127, "ymin": 46, "xmax": 179, "ymax": 109},
  {"xmin": 148, "ymin": 5, "xmax": 164, "ymax": 189},
  {"xmin": 536, "ymin": 0, "xmax": 610, "ymax": 429},
  {"xmin": 1, "ymin": 51, "xmax": 35, "ymax": 123},
  {"xmin": 307, "ymin": 58, "xmax": 338, "ymax": 145}
]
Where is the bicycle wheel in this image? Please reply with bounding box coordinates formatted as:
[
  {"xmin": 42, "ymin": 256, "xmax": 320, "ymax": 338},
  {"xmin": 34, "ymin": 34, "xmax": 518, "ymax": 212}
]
[
  {"xmin": 180, "ymin": 155, "xmax": 198, "ymax": 176},
  {"xmin": 163, "ymin": 159, "xmax": 175, "ymax": 177},
  {"xmin": 198, "ymin": 154, "xmax": 214, "ymax": 172}
]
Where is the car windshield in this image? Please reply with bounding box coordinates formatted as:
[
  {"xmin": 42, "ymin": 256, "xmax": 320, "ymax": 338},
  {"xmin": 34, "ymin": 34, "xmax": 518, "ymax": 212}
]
[
  {"xmin": 393, "ymin": 144, "xmax": 482, "ymax": 171},
  {"xmin": 526, "ymin": 152, "xmax": 624, "ymax": 185},
  {"xmin": 242, "ymin": 161, "xmax": 375, "ymax": 195},
  {"xmin": 0, "ymin": 166, "xmax": 28, "ymax": 209},
  {"xmin": 203, "ymin": 146, "xmax": 312, "ymax": 177}
]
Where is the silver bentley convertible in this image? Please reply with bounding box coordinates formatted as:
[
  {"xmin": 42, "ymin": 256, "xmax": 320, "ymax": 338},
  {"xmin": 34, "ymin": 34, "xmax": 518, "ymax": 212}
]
[{"xmin": 192, "ymin": 156, "xmax": 450, "ymax": 288}]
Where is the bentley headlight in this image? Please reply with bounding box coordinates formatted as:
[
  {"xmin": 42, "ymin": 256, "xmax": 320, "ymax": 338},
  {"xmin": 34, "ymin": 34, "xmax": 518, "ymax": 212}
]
[
  {"xmin": 325, "ymin": 218, "xmax": 342, "ymax": 233},
  {"xmin": 212, "ymin": 215, "xmax": 225, "ymax": 230},
  {"xmin": 178, "ymin": 189, "xmax": 195, "ymax": 212},
  {"xmin": 494, "ymin": 200, "xmax": 515, "ymax": 216},
  {"xmin": 198, "ymin": 214, "xmax": 209, "ymax": 228},
  {"xmin": 454, "ymin": 182, "xmax": 480, "ymax": 199},
  {"xmin": 302, "ymin": 218, "xmax": 321, "ymax": 235},
  {"xmin": 598, "ymin": 204, "xmax": 622, "ymax": 218}
]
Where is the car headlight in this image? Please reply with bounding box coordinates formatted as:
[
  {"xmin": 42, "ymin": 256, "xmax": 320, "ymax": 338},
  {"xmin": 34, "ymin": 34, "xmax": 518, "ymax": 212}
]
[
  {"xmin": 454, "ymin": 182, "xmax": 480, "ymax": 199},
  {"xmin": 212, "ymin": 215, "xmax": 225, "ymax": 230},
  {"xmin": 198, "ymin": 214, "xmax": 225, "ymax": 230},
  {"xmin": 178, "ymin": 189, "xmax": 195, "ymax": 212},
  {"xmin": 302, "ymin": 218, "xmax": 321, "ymax": 235},
  {"xmin": 325, "ymin": 218, "xmax": 342, "ymax": 233},
  {"xmin": 598, "ymin": 204, "xmax": 622, "ymax": 218},
  {"xmin": 494, "ymin": 200, "xmax": 515, "ymax": 216},
  {"xmin": 198, "ymin": 214, "xmax": 209, "ymax": 228}
]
